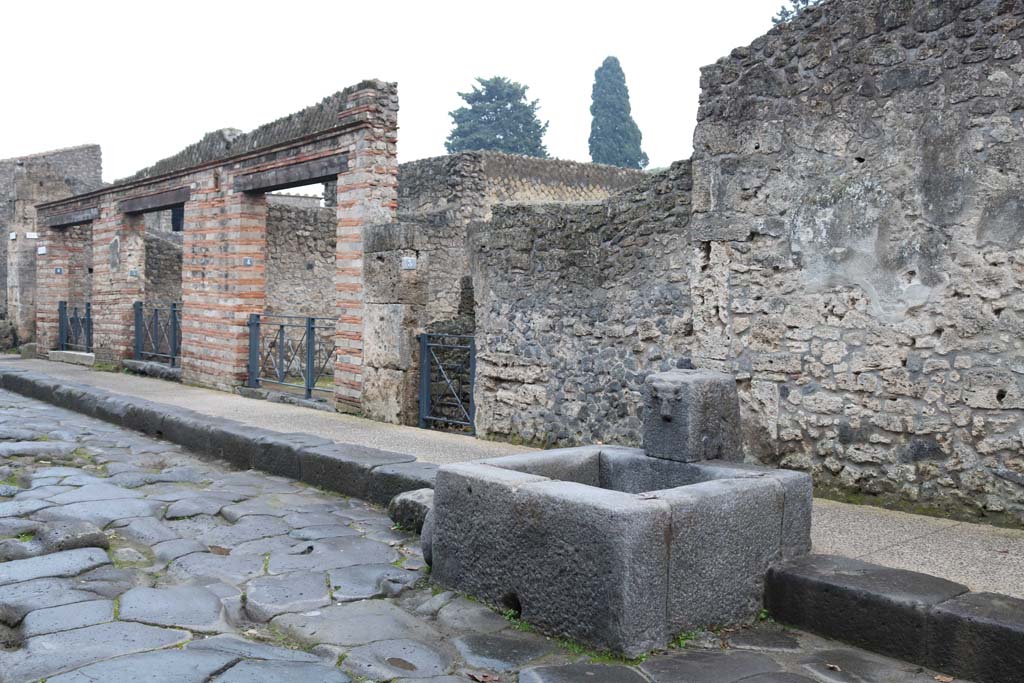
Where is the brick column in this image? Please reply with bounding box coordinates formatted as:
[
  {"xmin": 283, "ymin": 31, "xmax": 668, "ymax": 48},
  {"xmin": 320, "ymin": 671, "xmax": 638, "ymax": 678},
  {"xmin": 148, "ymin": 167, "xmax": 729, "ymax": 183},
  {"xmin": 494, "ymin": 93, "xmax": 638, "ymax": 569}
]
[
  {"xmin": 180, "ymin": 182, "xmax": 267, "ymax": 390},
  {"xmin": 90, "ymin": 207, "xmax": 145, "ymax": 361},
  {"xmin": 333, "ymin": 82, "xmax": 399, "ymax": 411},
  {"xmin": 34, "ymin": 224, "xmax": 76, "ymax": 353}
]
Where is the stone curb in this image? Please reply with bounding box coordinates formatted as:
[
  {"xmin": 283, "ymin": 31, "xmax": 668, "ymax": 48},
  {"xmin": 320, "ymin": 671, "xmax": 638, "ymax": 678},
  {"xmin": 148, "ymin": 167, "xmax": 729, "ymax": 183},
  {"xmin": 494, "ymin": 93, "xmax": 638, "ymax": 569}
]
[
  {"xmin": 0, "ymin": 367, "xmax": 432, "ymax": 508},
  {"xmin": 766, "ymin": 554, "xmax": 1024, "ymax": 683}
]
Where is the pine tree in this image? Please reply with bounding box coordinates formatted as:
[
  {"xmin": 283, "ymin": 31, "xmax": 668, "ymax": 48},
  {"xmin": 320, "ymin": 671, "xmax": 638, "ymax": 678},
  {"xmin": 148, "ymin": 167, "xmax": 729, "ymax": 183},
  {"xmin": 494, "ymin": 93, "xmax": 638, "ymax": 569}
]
[
  {"xmin": 773, "ymin": 0, "xmax": 821, "ymax": 25},
  {"xmin": 445, "ymin": 77, "xmax": 549, "ymax": 158},
  {"xmin": 588, "ymin": 57, "xmax": 648, "ymax": 169}
]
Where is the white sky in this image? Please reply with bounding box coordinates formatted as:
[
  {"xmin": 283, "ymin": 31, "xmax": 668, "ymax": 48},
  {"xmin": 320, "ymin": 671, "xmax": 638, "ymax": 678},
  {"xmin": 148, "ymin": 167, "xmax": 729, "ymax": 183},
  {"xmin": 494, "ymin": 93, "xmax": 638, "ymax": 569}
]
[{"xmin": 1, "ymin": 0, "xmax": 784, "ymax": 182}]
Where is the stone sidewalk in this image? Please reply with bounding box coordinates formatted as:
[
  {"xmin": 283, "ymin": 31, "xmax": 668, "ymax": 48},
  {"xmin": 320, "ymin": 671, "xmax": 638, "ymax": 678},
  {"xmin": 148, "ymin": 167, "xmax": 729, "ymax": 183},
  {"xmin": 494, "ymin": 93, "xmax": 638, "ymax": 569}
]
[
  {"xmin": 2, "ymin": 356, "xmax": 1023, "ymax": 600},
  {"xmin": 0, "ymin": 389, "xmax": 971, "ymax": 682}
]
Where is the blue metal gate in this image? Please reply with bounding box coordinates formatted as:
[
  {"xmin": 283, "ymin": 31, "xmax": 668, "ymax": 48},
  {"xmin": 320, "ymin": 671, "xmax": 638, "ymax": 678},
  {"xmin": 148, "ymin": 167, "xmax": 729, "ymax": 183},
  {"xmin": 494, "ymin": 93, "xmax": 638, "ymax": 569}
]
[
  {"xmin": 246, "ymin": 313, "xmax": 335, "ymax": 400},
  {"xmin": 133, "ymin": 302, "xmax": 182, "ymax": 367},
  {"xmin": 418, "ymin": 333, "xmax": 476, "ymax": 434},
  {"xmin": 57, "ymin": 301, "xmax": 93, "ymax": 353}
]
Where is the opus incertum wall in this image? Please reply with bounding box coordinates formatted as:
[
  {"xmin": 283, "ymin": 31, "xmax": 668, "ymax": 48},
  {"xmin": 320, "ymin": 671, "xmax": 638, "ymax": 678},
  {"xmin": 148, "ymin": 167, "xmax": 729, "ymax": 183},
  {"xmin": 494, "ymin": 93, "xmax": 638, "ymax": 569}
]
[
  {"xmin": 34, "ymin": 81, "xmax": 399, "ymax": 411},
  {"xmin": 428, "ymin": 370, "xmax": 813, "ymax": 656}
]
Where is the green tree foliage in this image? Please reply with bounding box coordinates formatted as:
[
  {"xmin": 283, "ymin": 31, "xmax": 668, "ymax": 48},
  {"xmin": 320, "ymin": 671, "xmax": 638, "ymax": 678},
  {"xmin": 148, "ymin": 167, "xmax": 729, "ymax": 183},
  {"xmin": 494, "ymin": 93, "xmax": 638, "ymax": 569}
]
[
  {"xmin": 445, "ymin": 77, "xmax": 549, "ymax": 158},
  {"xmin": 588, "ymin": 57, "xmax": 649, "ymax": 169},
  {"xmin": 773, "ymin": 0, "xmax": 821, "ymax": 25}
]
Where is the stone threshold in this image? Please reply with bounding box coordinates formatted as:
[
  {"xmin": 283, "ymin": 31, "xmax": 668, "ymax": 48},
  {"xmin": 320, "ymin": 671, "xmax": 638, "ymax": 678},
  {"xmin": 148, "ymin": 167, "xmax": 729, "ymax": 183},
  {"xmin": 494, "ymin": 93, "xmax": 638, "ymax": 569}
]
[
  {"xmin": 46, "ymin": 350, "xmax": 94, "ymax": 367},
  {"xmin": 766, "ymin": 554, "xmax": 1023, "ymax": 683},
  {"xmin": 0, "ymin": 366, "xmax": 436, "ymax": 508}
]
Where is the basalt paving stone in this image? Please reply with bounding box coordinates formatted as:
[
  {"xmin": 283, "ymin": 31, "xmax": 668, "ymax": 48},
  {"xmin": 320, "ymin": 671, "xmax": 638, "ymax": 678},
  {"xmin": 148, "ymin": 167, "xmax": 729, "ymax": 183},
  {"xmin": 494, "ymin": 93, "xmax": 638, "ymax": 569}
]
[
  {"xmin": 221, "ymin": 499, "xmax": 292, "ymax": 522},
  {"xmin": 452, "ymin": 632, "xmax": 559, "ymax": 671},
  {"xmin": 0, "ymin": 483, "xmax": 21, "ymax": 497},
  {"xmin": 0, "ymin": 577, "xmax": 104, "ymax": 625},
  {"xmin": 639, "ymin": 649, "xmax": 782, "ymax": 683},
  {"xmin": 271, "ymin": 600, "xmax": 442, "ymax": 647},
  {"xmin": 244, "ymin": 571, "xmax": 332, "ymax": 622},
  {"xmin": 165, "ymin": 495, "xmax": 234, "ymax": 519},
  {"xmin": 230, "ymin": 534, "xmax": 301, "ymax": 556},
  {"xmin": 153, "ymin": 538, "xmax": 208, "ymax": 564},
  {"xmin": 165, "ymin": 513, "xmax": 230, "ymax": 538},
  {"xmin": 0, "ymin": 517, "xmax": 40, "ymax": 536},
  {"xmin": 36, "ymin": 520, "xmax": 109, "ymax": 551},
  {"xmin": 212, "ymin": 660, "xmax": 352, "ymax": 683},
  {"xmin": 166, "ymin": 551, "xmax": 266, "ymax": 585},
  {"xmin": 0, "ymin": 499, "xmax": 52, "ymax": 518},
  {"xmin": 44, "ymin": 649, "xmax": 240, "ymax": 683},
  {"xmin": 18, "ymin": 598, "xmax": 115, "ymax": 637},
  {"xmin": 519, "ymin": 663, "xmax": 650, "ymax": 683},
  {"xmin": 71, "ymin": 565, "xmax": 152, "ymax": 598},
  {"xmin": 800, "ymin": 648, "xmax": 949, "ymax": 683},
  {"xmin": 267, "ymin": 538, "xmax": 400, "ymax": 574},
  {"xmin": 33, "ymin": 498, "xmax": 165, "ymax": 527},
  {"xmin": 341, "ymin": 637, "xmax": 453, "ymax": 680},
  {"xmin": 436, "ymin": 597, "xmax": 512, "ymax": 634},
  {"xmin": 740, "ymin": 675, "xmax": 819, "ymax": 683},
  {"xmin": 327, "ymin": 563, "xmax": 424, "ymax": 602},
  {"xmin": 0, "ymin": 547, "xmax": 110, "ymax": 586},
  {"xmin": 729, "ymin": 629, "xmax": 804, "ymax": 652},
  {"xmin": 199, "ymin": 515, "xmax": 293, "ymax": 547},
  {"xmin": 110, "ymin": 516, "xmax": 180, "ymax": 545},
  {"xmin": 186, "ymin": 633, "xmax": 322, "ymax": 662},
  {"xmin": 0, "ymin": 621, "xmax": 191, "ymax": 682},
  {"xmin": 290, "ymin": 524, "xmax": 361, "ymax": 540},
  {"xmin": 15, "ymin": 485, "xmax": 73, "ymax": 500},
  {"xmin": 46, "ymin": 483, "xmax": 144, "ymax": 504},
  {"xmin": 0, "ymin": 441, "xmax": 78, "ymax": 458},
  {"xmin": 119, "ymin": 585, "xmax": 232, "ymax": 632}
]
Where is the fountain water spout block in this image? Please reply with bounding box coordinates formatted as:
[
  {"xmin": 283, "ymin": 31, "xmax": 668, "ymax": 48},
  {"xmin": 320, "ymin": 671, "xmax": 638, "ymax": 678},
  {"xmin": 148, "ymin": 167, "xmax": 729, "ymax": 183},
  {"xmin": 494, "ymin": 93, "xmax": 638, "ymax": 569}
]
[{"xmin": 643, "ymin": 369, "xmax": 743, "ymax": 463}]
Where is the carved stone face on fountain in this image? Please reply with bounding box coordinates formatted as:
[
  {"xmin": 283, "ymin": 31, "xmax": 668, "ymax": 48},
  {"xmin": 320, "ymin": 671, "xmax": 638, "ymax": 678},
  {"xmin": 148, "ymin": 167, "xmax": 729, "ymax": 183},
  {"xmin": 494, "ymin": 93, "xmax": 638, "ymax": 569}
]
[{"xmin": 642, "ymin": 369, "xmax": 743, "ymax": 463}]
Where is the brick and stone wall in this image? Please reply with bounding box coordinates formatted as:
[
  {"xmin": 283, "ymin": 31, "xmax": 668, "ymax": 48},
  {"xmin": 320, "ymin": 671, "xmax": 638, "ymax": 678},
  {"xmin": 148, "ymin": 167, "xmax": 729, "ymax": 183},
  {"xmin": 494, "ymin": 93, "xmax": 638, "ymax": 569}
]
[
  {"xmin": 469, "ymin": 0, "xmax": 1024, "ymax": 526},
  {"xmin": 360, "ymin": 153, "xmax": 646, "ymax": 424},
  {"xmin": 0, "ymin": 145, "xmax": 102, "ymax": 345},
  {"xmin": 265, "ymin": 202, "xmax": 336, "ymax": 318}
]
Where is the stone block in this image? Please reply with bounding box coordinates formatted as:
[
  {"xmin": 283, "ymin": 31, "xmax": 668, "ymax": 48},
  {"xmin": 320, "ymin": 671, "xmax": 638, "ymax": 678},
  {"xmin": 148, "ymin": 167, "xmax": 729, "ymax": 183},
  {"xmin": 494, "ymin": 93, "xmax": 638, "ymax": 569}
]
[
  {"xmin": 47, "ymin": 350, "xmax": 95, "ymax": 366},
  {"xmin": 253, "ymin": 432, "xmax": 333, "ymax": 480},
  {"xmin": 366, "ymin": 462, "xmax": 438, "ymax": 506},
  {"xmin": 480, "ymin": 447, "xmax": 602, "ymax": 486},
  {"xmin": 642, "ymin": 370, "xmax": 742, "ymax": 462},
  {"xmin": 363, "ymin": 303, "xmax": 414, "ymax": 370},
  {"xmin": 599, "ymin": 446, "xmax": 705, "ymax": 492},
  {"xmin": 926, "ymin": 592, "xmax": 1024, "ymax": 683},
  {"xmin": 206, "ymin": 422, "xmax": 278, "ymax": 471},
  {"xmin": 156, "ymin": 409, "xmax": 220, "ymax": 458},
  {"xmin": 655, "ymin": 477, "xmax": 783, "ymax": 632},
  {"xmin": 765, "ymin": 554, "xmax": 968, "ymax": 663},
  {"xmin": 298, "ymin": 443, "xmax": 415, "ymax": 499}
]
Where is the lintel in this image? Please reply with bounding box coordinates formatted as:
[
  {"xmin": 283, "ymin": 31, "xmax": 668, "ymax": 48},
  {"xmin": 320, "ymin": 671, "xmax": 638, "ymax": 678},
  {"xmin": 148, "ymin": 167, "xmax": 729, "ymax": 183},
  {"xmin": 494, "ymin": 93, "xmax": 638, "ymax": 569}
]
[
  {"xmin": 119, "ymin": 186, "xmax": 192, "ymax": 214},
  {"xmin": 233, "ymin": 153, "xmax": 348, "ymax": 194},
  {"xmin": 40, "ymin": 207, "xmax": 99, "ymax": 228}
]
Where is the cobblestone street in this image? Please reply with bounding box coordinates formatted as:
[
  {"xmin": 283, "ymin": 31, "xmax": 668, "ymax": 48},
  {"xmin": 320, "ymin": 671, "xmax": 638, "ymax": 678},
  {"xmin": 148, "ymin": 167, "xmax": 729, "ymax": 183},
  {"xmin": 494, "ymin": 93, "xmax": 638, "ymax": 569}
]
[{"xmin": 0, "ymin": 389, "xmax": 971, "ymax": 682}]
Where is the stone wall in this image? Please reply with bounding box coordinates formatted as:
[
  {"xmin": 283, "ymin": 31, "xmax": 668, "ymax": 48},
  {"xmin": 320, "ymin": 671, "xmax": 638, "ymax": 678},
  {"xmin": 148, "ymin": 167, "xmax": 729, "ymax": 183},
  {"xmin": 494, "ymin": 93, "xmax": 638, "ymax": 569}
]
[
  {"xmin": 471, "ymin": 162, "xmax": 694, "ymax": 445},
  {"xmin": 264, "ymin": 202, "xmax": 336, "ymax": 318},
  {"xmin": 360, "ymin": 153, "xmax": 646, "ymax": 425},
  {"xmin": 0, "ymin": 145, "xmax": 103, "ymax": 344},
  {"xmin": 469, "ymin": 0, "xmax": 1024, "ymax": 526}
]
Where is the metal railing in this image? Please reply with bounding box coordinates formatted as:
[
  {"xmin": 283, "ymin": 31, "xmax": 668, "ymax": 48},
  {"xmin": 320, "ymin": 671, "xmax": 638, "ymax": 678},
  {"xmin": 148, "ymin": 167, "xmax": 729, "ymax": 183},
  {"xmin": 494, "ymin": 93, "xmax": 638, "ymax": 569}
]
[
  {"xmin": 418, "ymin": 333, "xmax": 476, "ymax": 434},
  {"xmin": 133, "ymin": 302, "xmax": 182, "ymax": 367},
  {"xmin": 247, "ymin": 314, "xmax": 335, "ymax": 399},
  {"xmin": 57, "ymin": 301, "xmax": 93, "ymax": 353}
]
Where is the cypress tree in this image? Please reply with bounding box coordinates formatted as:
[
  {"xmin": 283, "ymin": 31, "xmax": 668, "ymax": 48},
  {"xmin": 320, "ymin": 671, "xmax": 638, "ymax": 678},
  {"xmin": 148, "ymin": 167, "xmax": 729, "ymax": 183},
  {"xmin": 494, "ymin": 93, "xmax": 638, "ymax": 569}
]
[
  {"xmin": 445, "ymin": 77, "xmax": 549, "ymax": 158},
  {"xmin": 589, "ymin": 56, "xmax": 648, "ymax": 169}
]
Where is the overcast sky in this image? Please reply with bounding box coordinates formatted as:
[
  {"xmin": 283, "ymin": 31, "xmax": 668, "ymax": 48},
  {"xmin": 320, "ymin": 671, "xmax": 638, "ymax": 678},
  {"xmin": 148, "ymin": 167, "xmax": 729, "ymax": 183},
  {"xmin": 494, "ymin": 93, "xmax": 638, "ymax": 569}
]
[{"xmin": 2, "ymin": 0, "xmax": 784, "ymax": 182}]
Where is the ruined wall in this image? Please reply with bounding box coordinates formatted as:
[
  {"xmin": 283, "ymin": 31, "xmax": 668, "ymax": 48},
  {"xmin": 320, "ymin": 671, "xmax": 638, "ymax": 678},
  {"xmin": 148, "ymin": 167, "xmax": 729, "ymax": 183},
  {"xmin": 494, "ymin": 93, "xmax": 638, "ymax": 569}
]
[
  {"xmin": 264, "ymin": 203, "xmax": 336, "ymax": 318},
  {"xmin": 470, "ymin": 0, "xmax": 1024, "ymax": 526},
  {"xmin": 360, "ymin": 153, "xmax": 645, "ymax": 425},
  {"xmin": 471, "ymin": 162, "xmax": 694, "ymax": 445},
  {"xmin": 0, "ymin": 146, "xmax": 102, "ymax": 344}
]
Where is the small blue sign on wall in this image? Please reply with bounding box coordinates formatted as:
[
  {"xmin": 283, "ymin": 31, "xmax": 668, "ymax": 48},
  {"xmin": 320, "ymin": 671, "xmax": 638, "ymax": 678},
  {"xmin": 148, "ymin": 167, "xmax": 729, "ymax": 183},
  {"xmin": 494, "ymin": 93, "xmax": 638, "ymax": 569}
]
[{"xmin": 54, "ymin": 267, "xmax": 63, "ymax": 274}]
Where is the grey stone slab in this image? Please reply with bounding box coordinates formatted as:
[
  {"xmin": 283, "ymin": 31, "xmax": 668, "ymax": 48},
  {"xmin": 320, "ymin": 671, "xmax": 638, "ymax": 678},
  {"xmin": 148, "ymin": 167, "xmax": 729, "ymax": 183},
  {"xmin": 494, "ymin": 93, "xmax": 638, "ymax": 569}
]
[
  {"xmin": 299, "ymin": 442, "xmax": 415, "ymax": 499},
  {"xmin": 230, "ymin": 534, "xmax": 300, "ymax": 556},
  {"xmin": 186, "ymin": 633, "xmax": 321, "ymax": 662},
  {"xmin": 655, "ymin": 477, "xmax": 784, "ymax": 632},
  {"xmin": 283, "ymin": 511, "xmax": 344, "ymax": 527},
  {"xmin": 37, "ymin": 520, "xmax": 109, "ymax": 552},
  {"xmin": 0, "ymin": 547, "xmax": 110, "ymax": 586},
  {"xmin": 519, "ymin": 663, "xmax": 649, "ymax": 683},
  {"xmin": 0, "ymin": 499, "xmax": 51, "ymax": 518},
  {"xmin": 799, "ymin": 648, "xmax": 939, "ymax": 683},
  {"xmin": 244, "ymin": 571, "xmax": 331, "ymax": 622},
  {"xmin": 47, "ymin": 482, "xmax": 143, "ymax": 504},
  {"xmin": 167, "ymin": 552, "xmax": 266, "ymax": 586},
  {"xmin": 327, "ymin": 563, "xmax": 423, "ymax": 602},
  {"xmin": 0, "ymin": 577, "xmax": 103, "ymax": 625},
  {"xmin": 342, "ymin": 638, "xmax": 452, "ymax": 680},
  {"xmin": 414, "ymin": 591, "xmax": 456, "ymax": 617},
  {"xmin": 765, "ymin": 554, "xmax": 969, "ymax": 664},
  {"xmin": 220, "ymin": 499, "xmax": 291, "ymax": 522},
  {"xmin": 73, "ymin": 564, "xmax": 151, "ymax": 598},
  {"xmin": 452, "ymin": 632, "xmax": 557, "ymax": 671},
  {"xmin": 639, "ymin": 649, "xmax": 781, "ymax": 683},
  {"xmin": 387, "ymin": 488, "xmax": 433, "ymax": 534},
  {"xmin": 45, "ymin": 649, "xmax": 239, "ymax": 683},
  {"xmin": 153, "ymin": 538, "xmax": 207, "ymax": 564},
  {"xmin": 119, "ymin": 585, "xmax": 232, "ymax": 632},
  {"xmin": 0, "ymin": 621, "xmax": 191, "ymax": 682},
  {"xmin": 0, "ymin": 440, "xmax": 78, "ymax": 459},
  {"xmin": 926, "ymin": 591, "xmax": 1024, "ymax": 683},
  {"xmin": 199, "ymin": 515, "xmax": 292, "ymax": 547},
  {"xmin": 0, "ymin": 483, "xmax": 20, "ymax": 497},
  {"xmin": 19, "ymin": 598, "xmax": 115, "ymax": 637},
  {"xmin": 436, "ymin": 596, "xmax": 510, "ymax": 634},
  {"xmin": 367, "ymin": 461, "xmax": 440, "ymax": 506},
  {"xmin": 267, "ymin": 537, "xmax": 399, "ymax": 574},
  {"xmin": 481, "ymin": 446, "xmax": 603, "ymax": 486},
  {"xmin": 727, "ymin": 629, "xmax": 802, "ymax": 652},
  {"xmin": 212, "ymin": 660, "xmax": 351, "ymax": 683},
  {"xmin": 252, "ymin": 432, "xmax": 333, "ymax": 480},
  {"xmin": 271, "ymin": 600, "xmax": 440, "ymax": 647},
  {"xmin": 111, "ymin": 516, "xmax": 180, "ymax": 545},
  {"xmin": 736, "ymin": 675, "xmax": 817, "ymax": 683},
  {"xmin": 289, "ymin": 523, "xmax": 359, "ymax": 540},
  {"xmin": 643, "ymin": 370, "xmax": 744, "ymax": 463},
  {"xmin": 33, "ymin": 498, "xmax": 165, "ymax": 527},
  {"xmin": 166, "ymin": 496, "xmax": 232, "ymax": 519},
  {"xmin": 0, "ymin": 537, "xmax": 41, "ymax": 561}
]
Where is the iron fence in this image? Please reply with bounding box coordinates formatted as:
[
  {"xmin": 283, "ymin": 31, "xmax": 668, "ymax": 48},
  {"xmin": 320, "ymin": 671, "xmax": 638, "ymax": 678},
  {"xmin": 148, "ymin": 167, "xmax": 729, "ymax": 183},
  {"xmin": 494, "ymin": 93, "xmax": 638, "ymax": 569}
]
[
  {"xmin": 57, "ymin": 301, "xmax": 93, "ymax": 353},
  {"xmin": 247, "ymin": 314, "xmax": 335, "ymax": 399},
  {"xmin": 133, "ymin": 302, "xmax": 182, "ymax": 367},
  {"xmin": 418, "ymin": 333, "xmax": 476, "ymax": 434}
]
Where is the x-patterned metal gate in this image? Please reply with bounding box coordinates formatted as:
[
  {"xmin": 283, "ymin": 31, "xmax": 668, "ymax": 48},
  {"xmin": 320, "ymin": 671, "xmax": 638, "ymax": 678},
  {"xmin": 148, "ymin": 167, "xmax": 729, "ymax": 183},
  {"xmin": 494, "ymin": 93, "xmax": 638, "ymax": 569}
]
[{"xmin": 418, "ymin": 333, "xmax": 476, "ymax": 434}]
